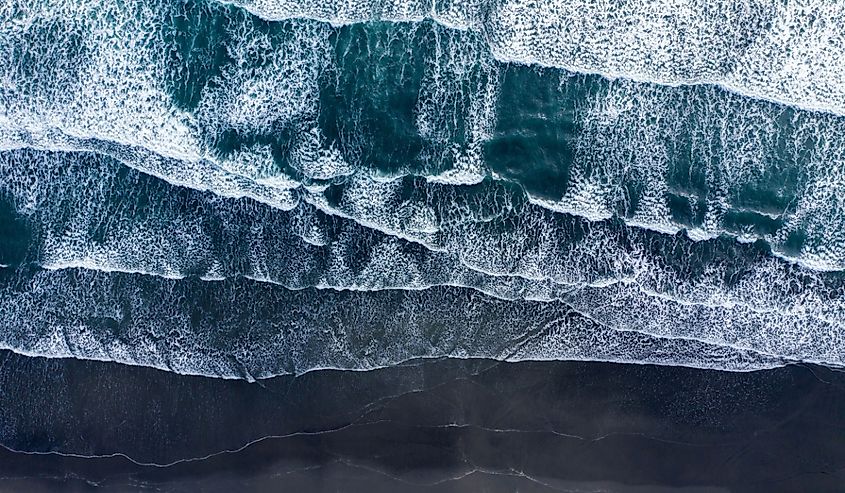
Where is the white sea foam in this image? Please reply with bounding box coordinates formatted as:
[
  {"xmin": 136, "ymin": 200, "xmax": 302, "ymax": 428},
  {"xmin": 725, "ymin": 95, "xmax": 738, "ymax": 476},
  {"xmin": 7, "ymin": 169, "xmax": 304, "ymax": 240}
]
[
  {"xmin": 0, "ymin": 267, "xmax": 787, "ymax": 379},
  {"xmin": 226, "ymin": 0, "xmax": 845, "ymax": 116},
  {"xmin": 1, "ymin": 0, "xmax": 329, "ymax": 209},
  {"xmin": 3, "ymin": 147, "xmax": 844, "ymax": 372},
  {"xmin": 4, "ymin": 0, "xmax": 845, "ymax": 271},
  {"xmin": 3, "ymin": 0, "xmax": 845, "ymax": 374}
]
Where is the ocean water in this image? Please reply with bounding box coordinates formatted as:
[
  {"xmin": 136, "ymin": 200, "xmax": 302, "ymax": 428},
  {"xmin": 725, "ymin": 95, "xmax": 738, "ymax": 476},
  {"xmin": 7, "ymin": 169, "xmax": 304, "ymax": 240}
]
[{"xmin": 2, "ymin": 0, "xmax": 845, "ymax": 376}]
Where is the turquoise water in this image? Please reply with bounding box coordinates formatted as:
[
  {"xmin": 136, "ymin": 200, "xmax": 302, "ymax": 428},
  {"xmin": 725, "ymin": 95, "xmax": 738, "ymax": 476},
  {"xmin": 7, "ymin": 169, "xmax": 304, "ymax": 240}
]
[{"xmin": 2, "ymin": 0, "xmax": 845, "ymax": 376}]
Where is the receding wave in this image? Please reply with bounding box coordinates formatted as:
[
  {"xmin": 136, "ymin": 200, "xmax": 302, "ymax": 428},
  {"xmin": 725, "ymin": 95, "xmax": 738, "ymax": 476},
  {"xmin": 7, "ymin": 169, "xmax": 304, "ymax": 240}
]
[
  {"xmin": 1, "ymin": 148, "xmax": 844, "ymax": 373},
  {"xmin": 0, "ymin": 266, "xmax": 787, "ymax": 379}
]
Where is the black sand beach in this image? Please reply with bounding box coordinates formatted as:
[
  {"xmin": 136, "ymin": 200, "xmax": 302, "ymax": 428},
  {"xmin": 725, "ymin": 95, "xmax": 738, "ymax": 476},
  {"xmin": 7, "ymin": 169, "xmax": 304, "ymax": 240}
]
[{"xmin": 1, "ymin": 351, "xmax": 843, "ymax": 492}]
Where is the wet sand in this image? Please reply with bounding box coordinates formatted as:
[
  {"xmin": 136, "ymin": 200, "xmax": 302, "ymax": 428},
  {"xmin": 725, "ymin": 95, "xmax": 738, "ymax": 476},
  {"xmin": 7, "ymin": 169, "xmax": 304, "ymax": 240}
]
[{"xmin": 1, "ymin": 351, "xmax": 843, "ymax": 492}]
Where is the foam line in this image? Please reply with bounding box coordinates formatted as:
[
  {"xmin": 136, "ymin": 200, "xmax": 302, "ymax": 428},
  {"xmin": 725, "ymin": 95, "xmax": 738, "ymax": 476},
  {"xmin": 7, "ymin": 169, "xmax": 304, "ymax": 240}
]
[
  {"xmin": 0, "ymin": 267, "xmax": 788, "ymax": 379},
  {"xmin": 222, "ymin": 0, "xmax": 845, "ymax": 115}
]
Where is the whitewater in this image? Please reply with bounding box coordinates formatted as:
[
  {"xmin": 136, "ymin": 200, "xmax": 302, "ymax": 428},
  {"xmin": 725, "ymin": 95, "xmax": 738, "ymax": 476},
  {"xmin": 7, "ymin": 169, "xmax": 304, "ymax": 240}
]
[{"xmin": 1, "ymin": 0, "xmax": 845, "ymax": 378}]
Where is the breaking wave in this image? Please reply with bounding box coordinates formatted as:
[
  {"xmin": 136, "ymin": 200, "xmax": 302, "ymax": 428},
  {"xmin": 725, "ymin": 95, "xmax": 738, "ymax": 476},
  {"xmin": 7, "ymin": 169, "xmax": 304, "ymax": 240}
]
[{"xmin": 2, "ymin": 0, "xmax": 845, "ymax": 377}]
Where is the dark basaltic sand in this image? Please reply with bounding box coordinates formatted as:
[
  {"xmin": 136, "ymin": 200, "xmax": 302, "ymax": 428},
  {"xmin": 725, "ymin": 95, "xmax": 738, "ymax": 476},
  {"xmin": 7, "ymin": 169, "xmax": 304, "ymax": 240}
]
[{"xmin": 0, "ymin": 351, "xmax": 843, "ymax": 492}]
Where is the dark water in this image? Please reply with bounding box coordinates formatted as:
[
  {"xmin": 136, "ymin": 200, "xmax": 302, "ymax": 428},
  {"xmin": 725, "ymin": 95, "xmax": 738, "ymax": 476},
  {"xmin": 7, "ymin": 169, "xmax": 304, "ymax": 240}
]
[{"xmin": 3, "ymin": 0, "xmax": 845, "ymax": 489}]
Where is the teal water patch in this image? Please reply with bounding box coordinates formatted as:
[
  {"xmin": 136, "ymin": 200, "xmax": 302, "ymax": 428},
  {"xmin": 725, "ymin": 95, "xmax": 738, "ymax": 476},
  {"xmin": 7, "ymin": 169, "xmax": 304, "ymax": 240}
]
[
  {"xmin": 320, "ymin": 21, "xmax": 497, "ymax": 177},
  {"xmin": 320, "ymin": 23, "xmax": 429, "ymax": 175},
  {"xmin": 158, "ymin": 0, "xmax": 327, "ymax": 183},
  {"xmin": 160, "ymin": 0, "xmax": 251, "ymax": 112},
  {"xmin": 0, "ymin": 196, "xmax": 31, "ymax": 268},
  {"xmin": 485, "ymin": 67, "xmax": 590, "ymax": 201}
]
